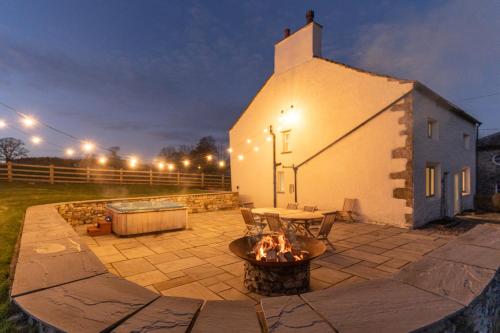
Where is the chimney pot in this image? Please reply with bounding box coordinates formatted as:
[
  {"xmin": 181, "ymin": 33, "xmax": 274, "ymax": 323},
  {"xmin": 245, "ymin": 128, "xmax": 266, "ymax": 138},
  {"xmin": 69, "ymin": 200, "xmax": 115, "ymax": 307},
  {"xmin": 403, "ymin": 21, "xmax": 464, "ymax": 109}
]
[
  {"xmin": 306, "ymin": 10, "xmax": 314, "ymax": 23},
  {"xmin": 284, "ymin": 28, "xmax": 291, "ymax": 38}
]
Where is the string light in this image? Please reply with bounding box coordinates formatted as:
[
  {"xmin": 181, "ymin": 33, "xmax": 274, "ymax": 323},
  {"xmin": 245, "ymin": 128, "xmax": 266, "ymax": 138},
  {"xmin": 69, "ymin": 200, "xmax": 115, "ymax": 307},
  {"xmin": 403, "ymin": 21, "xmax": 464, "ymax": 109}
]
[
  {"xmin": 0, "ymin": 119, "xmax": 6, "ymax": 128},
  {"xmin": 65, "ymin": 148, "xmax": 75, "ymax": 156},
  {"xmin": 167, "ymin": 163, "xmax": 175, "ymax": 171},
  {"xmin": 227, "ymin": 148, "xmax": 233, "ymax": 153},
  {"xmin": 98, "ymin": 156, "xmax": 107, "ymax": 165},
  {"xmin": 238, "ymin": 154, "xmax": 244, "ymax": 161},
  {"xmin": 129, "ymin": 157, "xmax": 138, "ymax": 168},
  {"xmin": 253, "ymin": 146, "xmax": 260, "ymax": 152},
  {"xmin": 206, "ymin": 154, "xmax": 213, "ymax": 161},
  {"xmin": 218, "ymin": 160, "xmax": 225, "ymax": 168},
  {"xmin": 82, "ymin": 141, "xmax": 95, "ymax": 153},
  {"xmin": 31, "ymin": 136, "xmax": 42, "ymax": 144},
  {"xmin": 183, "ymin": 159, "xmax": 190, "ymax": 167},
  {"xmin": 21, "ymin": 116, "xmax": 36, "ymax": 128},
  {"xmin": 263, "ymin": 128, "xmax": 268, "ymax": 133},
  {"xmin": 266, "ymin": 136, "xmax": 272, "ymax": 142},
  {"xmin": 158, "ymin": 162, "xmax": 165, "ymax": 170},
  {"xmin": 246, "ymin": 139, "xmax": 252, "ymax": 144}
]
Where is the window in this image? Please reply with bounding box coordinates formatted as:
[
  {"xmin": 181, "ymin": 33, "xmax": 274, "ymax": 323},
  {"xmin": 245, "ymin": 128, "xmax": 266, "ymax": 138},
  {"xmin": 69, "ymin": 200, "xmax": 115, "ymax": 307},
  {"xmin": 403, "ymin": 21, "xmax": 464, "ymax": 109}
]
[
  {"xmin": 427, "ymin": 119, "xmax": 438, "ymax": 140},
  {"xmin": 277, "ymin": 171, "xmax": 285, "ymax": 193},
  {"xmin": 425, "ymin": 166, "xmax": 436, "ymax": 197},
  {"xmin": 463, "ymin": 134, "xmax": 470, "ymax": 150},
  {"xmin": 282, "ymin": 131, "xmax": 291, "ymax": 153},
  {"xmin": 461, "ymin": 168, "xmax": 471, "ymax": 195}
]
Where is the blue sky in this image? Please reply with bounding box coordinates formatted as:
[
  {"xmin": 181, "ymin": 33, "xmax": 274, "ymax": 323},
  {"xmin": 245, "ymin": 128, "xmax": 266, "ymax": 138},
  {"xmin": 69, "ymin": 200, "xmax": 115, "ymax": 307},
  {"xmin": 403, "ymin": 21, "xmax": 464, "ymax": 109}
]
[{"xmin": 0, "ymin": 0, "xmax": 498, "ymax": 159}]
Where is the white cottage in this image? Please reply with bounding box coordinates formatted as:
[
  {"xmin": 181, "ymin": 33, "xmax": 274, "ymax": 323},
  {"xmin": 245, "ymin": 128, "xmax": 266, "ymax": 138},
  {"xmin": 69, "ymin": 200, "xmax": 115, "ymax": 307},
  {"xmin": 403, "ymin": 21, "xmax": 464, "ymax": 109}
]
[{"xmin": 229, "ymin": 11, "xmax": 480, "ymax": 228}]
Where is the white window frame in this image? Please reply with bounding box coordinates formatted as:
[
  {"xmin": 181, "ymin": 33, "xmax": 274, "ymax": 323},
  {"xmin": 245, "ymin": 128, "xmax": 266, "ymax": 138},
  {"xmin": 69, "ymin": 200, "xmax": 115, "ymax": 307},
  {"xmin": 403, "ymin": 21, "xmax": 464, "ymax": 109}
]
[
  {"xmin": 281, "ymin": 131, "xmax": 291, "ymax": 153},
  {"xmin": 427, "ymin": 119, "xmax": 438, "ymax": 140},
  {"xmin": 277, "ymin": 171, "xmax": 285, "ymax": 193},
  {"xmin": 461, "ymin": 168, "xmax": 471, "ymax": 195},
  {"xmin": 463, "ymin": 133, "xmax": 471, "ymax": 150},
  {"xmin": 425, "ymin": 165, "xmax": 436, "ymax": 197}
]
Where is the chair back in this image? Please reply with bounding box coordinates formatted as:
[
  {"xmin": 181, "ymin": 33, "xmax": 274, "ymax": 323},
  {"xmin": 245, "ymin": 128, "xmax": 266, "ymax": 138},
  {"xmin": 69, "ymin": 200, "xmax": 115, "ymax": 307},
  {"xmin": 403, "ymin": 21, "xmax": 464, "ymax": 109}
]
[
  {"xmin": 317, "ymin": 212, "xmax": 336, "ymax": 239},
  {"xmin": 343, "ymin": 199, "xmax": 356, "ymax": 213},
  {"xmin": 240, "ymin": 208, "xmax": 256, "ymax": 227},
  {"xmin": 264, "ymin": 212, "xmax": 283, "ymax": 233},
  {"xmin": 241, "ymin": 202, "xmax": 255, "ymax": 208},
  {"xmin": 286, "ymin": 202, "xmax": 299, "ymax": 210},
  {"xmin": 303, "ymin": 205, "xmax": 317, "ymax": 212}
]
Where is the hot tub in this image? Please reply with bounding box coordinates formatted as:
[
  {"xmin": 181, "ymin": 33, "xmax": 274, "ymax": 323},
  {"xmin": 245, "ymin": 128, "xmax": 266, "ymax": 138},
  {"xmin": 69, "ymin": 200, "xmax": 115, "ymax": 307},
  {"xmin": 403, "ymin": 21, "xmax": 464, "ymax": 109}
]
[{"xmin": 105, "ymin": 201, "xmax": 188, "ymax": 236}]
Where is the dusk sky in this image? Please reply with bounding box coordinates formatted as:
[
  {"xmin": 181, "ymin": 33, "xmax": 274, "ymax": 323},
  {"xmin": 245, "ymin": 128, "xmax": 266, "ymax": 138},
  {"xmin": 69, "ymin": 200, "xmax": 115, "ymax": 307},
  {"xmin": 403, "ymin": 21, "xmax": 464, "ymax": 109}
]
[{"xmin": 0, "ymin": 0, "xmax": 498, "ymax": 160}]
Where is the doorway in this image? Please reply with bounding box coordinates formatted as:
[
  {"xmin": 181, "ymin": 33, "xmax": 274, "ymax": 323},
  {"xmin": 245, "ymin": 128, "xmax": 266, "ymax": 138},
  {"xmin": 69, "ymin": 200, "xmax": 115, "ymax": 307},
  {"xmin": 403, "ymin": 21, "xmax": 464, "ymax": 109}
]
[{"xmin": 453, "ymin": 173, "xmax": 462, "ymax": 215}]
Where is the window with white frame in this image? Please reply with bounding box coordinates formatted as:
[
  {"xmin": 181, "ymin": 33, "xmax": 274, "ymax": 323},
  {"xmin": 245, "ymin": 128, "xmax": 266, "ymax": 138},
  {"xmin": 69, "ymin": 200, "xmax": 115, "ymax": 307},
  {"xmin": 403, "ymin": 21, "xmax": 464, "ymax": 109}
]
[
  {"xmin": 461, "ymin": 168, "xmax": 471, "ymax": 195},
  {"xmin": 277, "ymin": 171, "xmax": 285, "ymax": 193},
  {"xmin": 427, "ymin": 119, "xmax": 438, "ymax": 140},
  {"xmin": 425, "ymin": 165, "xmax": 436, "ymax": 197},
  {"xmin": 463, "ymin": 133, "xmax": 471, "ymax": 150},
  {"xmin": 282, "ymin": 131, "xmax": 291, "ymax": 153}
]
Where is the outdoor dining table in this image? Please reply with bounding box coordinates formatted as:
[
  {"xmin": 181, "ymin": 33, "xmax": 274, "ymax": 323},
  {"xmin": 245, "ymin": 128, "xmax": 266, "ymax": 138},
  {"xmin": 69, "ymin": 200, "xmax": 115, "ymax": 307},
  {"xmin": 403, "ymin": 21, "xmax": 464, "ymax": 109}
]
[{"xmin": 251, "ymin": 207, "xmax": 325, "ymax": 237}]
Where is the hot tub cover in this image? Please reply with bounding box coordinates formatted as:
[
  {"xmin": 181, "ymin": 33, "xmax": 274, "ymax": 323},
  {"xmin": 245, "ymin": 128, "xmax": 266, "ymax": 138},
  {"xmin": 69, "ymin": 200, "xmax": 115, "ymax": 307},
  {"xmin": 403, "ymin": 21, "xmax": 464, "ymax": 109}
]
[{"xmin": 106, "ymin": 200, "xmax": 185, "ymax": 213}]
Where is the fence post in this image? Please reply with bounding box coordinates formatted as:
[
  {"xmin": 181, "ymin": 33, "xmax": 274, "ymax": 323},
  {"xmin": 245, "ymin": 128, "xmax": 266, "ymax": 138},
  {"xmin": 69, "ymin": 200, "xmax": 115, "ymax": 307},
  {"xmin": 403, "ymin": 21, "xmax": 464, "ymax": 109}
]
[
  {"xmin": 49, "ymin": 165, "xmax": 54, "ymax": 184},
  {"xmin": 7, "ymin": 161, "xmax": 12, "ymax": 182},
  {"xmin": 86, "ymin": 167, "xmax": 90, "ymax": 183},
  {"xmin": 176, "ymin": 172, "xmax": 180, "ymax": 185},
  {"xmin": 221, "ymin": 174, "xmax": 224, "ymax": 188},
  {"xmin": 149, "ymin": 169, "xmax": 153, "ymax": 185},
  {"xmin": 201, "ymin": 173, "xmax": 205, "ymax": 188},
  {"xmin": 119, "ymin": 168, "xmax": 123, "ymax": 184}
]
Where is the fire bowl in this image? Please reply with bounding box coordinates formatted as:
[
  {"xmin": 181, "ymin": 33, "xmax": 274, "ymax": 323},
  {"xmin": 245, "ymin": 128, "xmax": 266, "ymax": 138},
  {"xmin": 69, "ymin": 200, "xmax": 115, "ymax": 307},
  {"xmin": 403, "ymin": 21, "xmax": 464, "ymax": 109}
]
[{"xmin": 229, "ymin": 235, "xmax": 326, "ymax": 296}]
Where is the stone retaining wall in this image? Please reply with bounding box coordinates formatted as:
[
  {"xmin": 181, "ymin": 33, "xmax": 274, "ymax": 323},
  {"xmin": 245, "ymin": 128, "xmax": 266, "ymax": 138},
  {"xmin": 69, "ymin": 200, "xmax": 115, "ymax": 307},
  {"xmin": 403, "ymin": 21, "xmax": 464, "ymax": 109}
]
[{"xmin": 57, "ymin": 192, "xmax": 240, "ymax": 225}]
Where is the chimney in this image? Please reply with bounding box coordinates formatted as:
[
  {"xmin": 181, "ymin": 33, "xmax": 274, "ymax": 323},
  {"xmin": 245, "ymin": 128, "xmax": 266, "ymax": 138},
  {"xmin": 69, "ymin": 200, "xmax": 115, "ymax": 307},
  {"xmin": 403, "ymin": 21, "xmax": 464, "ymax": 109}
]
[{"xmin": 274, "ymin": 10, "xmax": 322, "ymax": 74}]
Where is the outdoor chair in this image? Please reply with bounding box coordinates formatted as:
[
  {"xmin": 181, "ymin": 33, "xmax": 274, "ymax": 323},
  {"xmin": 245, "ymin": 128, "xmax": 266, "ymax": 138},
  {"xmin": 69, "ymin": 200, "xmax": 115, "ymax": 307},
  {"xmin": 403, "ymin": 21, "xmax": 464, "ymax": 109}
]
[
  {"xmin": 309, "ymin": 211, "xmax": 337, "ymax": 249},
  {"xmin": 286, "ymin": 202, "xmax": 299, "ymax": 210},
  {"xmin": 241, "ymin": 208, "xmax": 266, "ymax": 236},
  {"xmin": 264, "ymin": 212, "xmax": 285, "ymax": 233},
  {"xmin": 241, "ymin": 202, "xmax": 255, "ymax": 208},
  {"xmin": 337, "ymin": 198, "xmax": 357, "ymax": 223},
  {"xmin": 303, "ymin": 205, "xmax": 317, "ymax": 212}
]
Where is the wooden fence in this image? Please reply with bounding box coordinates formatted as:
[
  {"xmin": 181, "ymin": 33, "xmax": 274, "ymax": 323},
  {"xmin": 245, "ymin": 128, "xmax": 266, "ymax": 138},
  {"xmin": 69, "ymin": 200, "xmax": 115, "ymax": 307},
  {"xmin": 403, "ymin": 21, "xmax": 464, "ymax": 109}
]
[{"xmin": 0, "ymin": 162, "xmax": 231, "ymax": 189}]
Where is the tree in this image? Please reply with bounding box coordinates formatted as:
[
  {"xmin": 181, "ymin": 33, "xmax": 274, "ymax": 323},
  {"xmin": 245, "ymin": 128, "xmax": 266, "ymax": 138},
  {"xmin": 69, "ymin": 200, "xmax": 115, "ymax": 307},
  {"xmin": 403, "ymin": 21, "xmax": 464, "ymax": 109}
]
[
  {"xmin": 0, "ymin": 137, "xmax": 29, "ymax": 162},
  {"xmin": 107, "ymin": 146, "xmax": 122, "ymax": 169},
  {"xmin": 191, "ymin": 136, "xmax": 218, "ymax": 172}
]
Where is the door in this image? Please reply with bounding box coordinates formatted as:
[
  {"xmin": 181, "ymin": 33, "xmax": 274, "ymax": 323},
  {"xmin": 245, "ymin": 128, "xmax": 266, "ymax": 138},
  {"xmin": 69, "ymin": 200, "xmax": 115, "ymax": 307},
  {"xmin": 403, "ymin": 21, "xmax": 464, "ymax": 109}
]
[{"xmin": 453, "ymin": 173, "xmax": 462, "ymax": 215}]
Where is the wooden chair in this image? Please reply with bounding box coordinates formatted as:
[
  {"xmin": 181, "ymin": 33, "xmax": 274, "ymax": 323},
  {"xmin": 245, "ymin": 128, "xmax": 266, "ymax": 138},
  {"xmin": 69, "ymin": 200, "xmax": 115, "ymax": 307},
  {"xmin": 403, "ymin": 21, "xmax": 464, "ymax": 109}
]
[
  {"xmin": 264, "ymin": 212, "xmax": 284, "ymax": 233},
  {"xmin": 241, "ymin": 202, "xmax": 255, "ymax": 208},
  {"xmin": 286, "ymin": 203, "xmax": 299, "ymax": 210},
  {"xmin": 241, "ymin": 208, "xmax": 266, "ymax": 235},
  {"xmin": 303, "ymin": 205, "xmax": 317, "ymax": 212},
  {"xmin": 338, "ymin": 198, "xmax": 357, "ymax": 223},
  {"xmin": 309, "ymin": 211, "xmax": 337, "ymax": 249}
]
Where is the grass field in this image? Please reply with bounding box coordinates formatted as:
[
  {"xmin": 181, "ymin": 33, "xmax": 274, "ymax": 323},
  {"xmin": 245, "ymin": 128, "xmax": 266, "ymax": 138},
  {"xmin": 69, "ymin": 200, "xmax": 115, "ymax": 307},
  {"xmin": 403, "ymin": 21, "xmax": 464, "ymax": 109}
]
[{"xmin": 0, "ymin": 182, "xmax": 207, "ymax": 332}]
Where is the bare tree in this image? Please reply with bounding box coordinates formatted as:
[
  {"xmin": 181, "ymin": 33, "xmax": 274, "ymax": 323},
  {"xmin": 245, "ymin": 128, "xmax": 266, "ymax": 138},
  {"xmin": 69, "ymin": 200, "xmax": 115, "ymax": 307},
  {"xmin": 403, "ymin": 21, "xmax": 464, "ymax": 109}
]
[{"xmin": 0, "ymin": 137, "xmax": 29, "ymax": 162}]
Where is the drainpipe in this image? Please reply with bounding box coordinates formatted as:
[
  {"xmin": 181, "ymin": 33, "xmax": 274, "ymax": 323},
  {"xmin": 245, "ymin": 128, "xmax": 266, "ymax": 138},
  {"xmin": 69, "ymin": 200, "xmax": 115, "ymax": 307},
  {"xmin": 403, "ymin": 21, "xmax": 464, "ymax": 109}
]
[{"xmin": 270, "ymin": 125, "xmax": 277, "ymax": 208}]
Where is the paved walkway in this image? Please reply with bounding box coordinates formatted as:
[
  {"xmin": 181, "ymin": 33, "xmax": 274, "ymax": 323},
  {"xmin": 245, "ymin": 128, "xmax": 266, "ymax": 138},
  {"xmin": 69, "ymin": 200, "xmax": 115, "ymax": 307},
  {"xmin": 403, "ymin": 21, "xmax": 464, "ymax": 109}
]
[{"xmin": 75, "ymin": 210, "xmax": 456, "ymax": 303}]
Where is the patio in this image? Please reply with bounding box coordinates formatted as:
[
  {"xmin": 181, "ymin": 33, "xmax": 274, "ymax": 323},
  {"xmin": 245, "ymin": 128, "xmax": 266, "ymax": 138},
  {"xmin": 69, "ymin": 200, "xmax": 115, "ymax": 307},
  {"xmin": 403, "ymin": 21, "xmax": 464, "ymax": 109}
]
[{"xmin": 75, "ymin": 209, "xmax": 456, "ymax": 302}]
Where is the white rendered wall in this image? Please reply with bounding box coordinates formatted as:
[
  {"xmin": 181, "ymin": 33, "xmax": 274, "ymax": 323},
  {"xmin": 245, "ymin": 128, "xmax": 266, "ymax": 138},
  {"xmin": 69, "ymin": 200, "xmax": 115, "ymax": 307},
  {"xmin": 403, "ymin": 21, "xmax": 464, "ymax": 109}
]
[{"xmin": 412, "ymin": 89, "xmax": 477, "ymax": 227}]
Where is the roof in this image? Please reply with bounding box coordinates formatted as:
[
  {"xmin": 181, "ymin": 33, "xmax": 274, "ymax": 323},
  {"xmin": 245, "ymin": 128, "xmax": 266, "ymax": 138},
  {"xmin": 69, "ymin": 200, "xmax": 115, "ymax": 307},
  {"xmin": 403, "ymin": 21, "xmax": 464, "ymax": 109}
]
[{"xmin": 478, "ymin": 131, "xmax": 500, "ymax": 150}]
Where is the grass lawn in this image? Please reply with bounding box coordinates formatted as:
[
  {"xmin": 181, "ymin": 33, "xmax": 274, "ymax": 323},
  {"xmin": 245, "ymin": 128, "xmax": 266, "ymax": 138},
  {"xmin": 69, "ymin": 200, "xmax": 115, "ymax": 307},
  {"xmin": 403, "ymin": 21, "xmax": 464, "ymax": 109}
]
[{"xmin": 0, "ymin": 182, "xmax": 207, "ymax": 332}]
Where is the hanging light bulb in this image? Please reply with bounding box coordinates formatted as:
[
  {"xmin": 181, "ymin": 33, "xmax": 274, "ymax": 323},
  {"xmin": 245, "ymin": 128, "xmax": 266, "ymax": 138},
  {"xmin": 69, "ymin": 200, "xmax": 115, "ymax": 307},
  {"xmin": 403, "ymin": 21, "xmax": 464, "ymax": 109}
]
[
  {"xmin": 82, "ymin": 141, "xmax": 95, "ymax": 153},
  {"xmin": 266, "ymin": 136, "xmax": 272, "ymax": 142},
  {"xmin": 167, "ymin": 163, "xmax": 175, "ymax": 171},
  {"xmin": 65, "ymin": 148, "xmax": 75, "ymax": 156},
  {"xmin": 218, "ymin": 160, "xmax": 225, "ymax": 168},
  {"xmin": 31, "ymin": 136, "xmax": 42, "ymax": 144},
  {"xmin": 253, "ymin": 146, "xmax": 260, "ymax": 152},
  {"xmin": 183, "ymin": 159, "xmax": 190, "ymax": 167},
  {"xmin": 98, "ymin": 156, "xmax": 107, "ymax": 165},
  {"xmin": 263, "ymin": 128, "xmax": 268, "ymax": 133},
  {"xmin": 238, "ymin": 154, "xmax": 244, "ymax": 161},
  {"xmin": 206, "ymin": 154, "xmax": 213, "ymax": 162},
  {"xmin": 21, "ymin": 116, "xmax": 36, "ymax": 128},
  {"xmin": 158, "ymin": 162, "xmax": 165, "ymax": 170},
  {"xmin": 246, "ymin": 139, "xmax": 252, "ymax": 144},
  {"xmin": 129, "ymin": 157, "xmax": 138, "ymax": 168},
  {"xmin": 227, "ymin": 148, "xmax": 233, "ymax": 153},
  {"xmin": 0, "ymin": 119, "xmax": 6, "ymax": 128}
]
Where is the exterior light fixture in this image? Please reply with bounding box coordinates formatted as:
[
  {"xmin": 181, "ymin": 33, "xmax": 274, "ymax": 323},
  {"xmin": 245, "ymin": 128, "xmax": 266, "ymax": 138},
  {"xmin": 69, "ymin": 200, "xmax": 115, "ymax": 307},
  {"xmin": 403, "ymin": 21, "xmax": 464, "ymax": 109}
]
[
  {"xmin": 238, "ymin": 154, "xmax": 244, "ymax": 161},
  {"xmin": 21, "ymin": 116, "xmax": 36, "ymax": 128},
  {"xmin": 0, "ymin": 119, "xmax": 6, "ymax": 128},
  {"xmin": 219, "ymin": 160, "xmax": 225, "ymax": 168},
  {"xmin": 31, "ymin": 136, "xmax": 42, "ymax": 144},
  {"xmin": 227, "ymin": 148, "xmax": 233, "ymax": 153},
  {"xmin": 65, "ymin": 148, "xmax": 75, "ymax": 156},
  {"xmin": 98, "ymin": 156, "xmax": 107, "ymax": 165},
  {"xmin": 82, "ymin": 141, "xmax": 95, "ymax": 153}
]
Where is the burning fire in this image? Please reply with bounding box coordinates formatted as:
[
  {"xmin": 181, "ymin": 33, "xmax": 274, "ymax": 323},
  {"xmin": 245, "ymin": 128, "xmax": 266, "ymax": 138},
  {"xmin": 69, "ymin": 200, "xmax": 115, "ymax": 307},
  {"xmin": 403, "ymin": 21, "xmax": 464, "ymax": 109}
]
[{"xmin": 252, "ymin": 233, "xmax": 307, "ymax": 262}]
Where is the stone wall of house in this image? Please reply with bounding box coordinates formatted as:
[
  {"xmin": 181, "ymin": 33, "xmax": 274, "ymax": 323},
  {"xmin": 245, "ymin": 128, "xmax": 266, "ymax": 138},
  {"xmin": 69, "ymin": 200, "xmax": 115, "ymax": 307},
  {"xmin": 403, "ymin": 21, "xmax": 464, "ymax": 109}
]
[
  {"xmin": 477, "ymin": 148, "xmax": 500, "ymax": 211},
  {"xmin": 57, "ymin": 192, "xmax": 240, "ymax": 225}
]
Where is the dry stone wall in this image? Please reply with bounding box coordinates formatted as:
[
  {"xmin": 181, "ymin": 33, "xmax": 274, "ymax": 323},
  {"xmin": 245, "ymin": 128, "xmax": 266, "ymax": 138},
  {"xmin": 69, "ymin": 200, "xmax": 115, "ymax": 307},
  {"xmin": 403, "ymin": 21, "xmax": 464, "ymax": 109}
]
[{"xmin": 57, "ymin": 192, "xmax": 240, "ymax": 225}]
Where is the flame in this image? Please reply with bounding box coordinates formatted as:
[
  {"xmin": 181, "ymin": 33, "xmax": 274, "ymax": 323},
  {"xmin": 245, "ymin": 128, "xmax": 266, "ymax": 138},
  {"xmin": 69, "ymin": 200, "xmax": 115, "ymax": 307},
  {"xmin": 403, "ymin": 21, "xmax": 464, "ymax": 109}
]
[{"xmin": 252, "ymin": 233, "xmax": 306, "ymax": 262}]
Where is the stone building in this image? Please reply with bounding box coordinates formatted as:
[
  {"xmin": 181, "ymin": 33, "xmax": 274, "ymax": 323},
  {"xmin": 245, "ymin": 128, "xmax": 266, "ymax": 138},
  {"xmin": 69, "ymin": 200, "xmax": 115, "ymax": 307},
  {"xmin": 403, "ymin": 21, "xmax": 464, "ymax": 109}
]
[
  {"xmin": 477, "ymin": 131, "xmax": 500, "ymax": 211},
  {"xmin": 229, "ymin": 11, "xmax": 480, "ymax": 228}
]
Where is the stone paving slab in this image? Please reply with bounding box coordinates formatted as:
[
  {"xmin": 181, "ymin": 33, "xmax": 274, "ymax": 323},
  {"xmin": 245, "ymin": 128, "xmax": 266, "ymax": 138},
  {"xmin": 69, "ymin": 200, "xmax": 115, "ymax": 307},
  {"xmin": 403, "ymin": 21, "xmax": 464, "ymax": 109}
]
[
  {"xmin": 428, "ymin": 243, "xmax": 500, "ymax": 271},
  {"xmin": 455, "ymin": 223, "xmax": 500, "ymax": 250},
  {"xmin": 395, "ymin": 256, "xmax": 496, "ymax": 306},
  {"xmin": 13, "ymin": 273, "xmax": 158, "ymax": 333},
  {"xmin": 191, "ymin": 300, "xmax": 261, "ymax": 333},
  {"xmin": 261, "ymin": 295, "xmax": 334, "ymax": 332},
  {"xmin": 112, "ymin": 296, "xmax": 203, "ymax": 333},
  {"xmin": 302, "ymin": 279, "xmax": 462, "ymax": 333}
]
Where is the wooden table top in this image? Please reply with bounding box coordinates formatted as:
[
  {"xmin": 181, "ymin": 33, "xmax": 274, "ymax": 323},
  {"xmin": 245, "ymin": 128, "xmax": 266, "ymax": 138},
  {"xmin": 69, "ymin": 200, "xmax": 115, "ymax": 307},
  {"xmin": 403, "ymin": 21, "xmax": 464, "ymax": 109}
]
[{"xmin": 251, "ymin": 207, "xmax": 325, "ymax": 220}]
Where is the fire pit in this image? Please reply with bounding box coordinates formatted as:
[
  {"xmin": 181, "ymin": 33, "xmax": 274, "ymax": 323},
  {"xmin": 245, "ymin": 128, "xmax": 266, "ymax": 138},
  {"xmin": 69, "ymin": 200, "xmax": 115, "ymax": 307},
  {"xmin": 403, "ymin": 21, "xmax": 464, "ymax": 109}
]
[{"xmin": 229, "ymin": 233, "xmax": 326, "ymax": 296}]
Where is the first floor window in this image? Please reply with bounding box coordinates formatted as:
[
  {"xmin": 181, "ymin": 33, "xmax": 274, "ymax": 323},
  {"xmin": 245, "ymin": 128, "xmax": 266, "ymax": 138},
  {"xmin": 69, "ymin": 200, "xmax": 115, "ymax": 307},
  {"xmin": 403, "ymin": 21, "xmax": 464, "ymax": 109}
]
[
  {"xmin": 462, "ymin": 168, "xmax": 471, "ymax": 195},
  {"xmin": 425, "ymin": 166, "xmax": 436, "ymax": 197},
  {"xmin": 277, "ymin": 171, "xmax": 285, "ymax": 193},
  {"xmin": 463, "ymin": 133, "xmax": 471, "ymax": 150},
  {"xmin": 282, "ymin": 131, "xmax": 291, "ymax": 153}
]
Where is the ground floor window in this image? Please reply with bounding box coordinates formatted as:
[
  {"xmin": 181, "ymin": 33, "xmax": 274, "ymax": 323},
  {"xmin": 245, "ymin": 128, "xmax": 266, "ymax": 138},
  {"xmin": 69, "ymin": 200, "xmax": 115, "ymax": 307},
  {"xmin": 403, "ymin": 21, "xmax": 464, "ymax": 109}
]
[
  {"xmin": 462, "ymin": 167, "xmax": 471, "ymax": 195},
  {"xmin": 277, "ymin": 171, "xmax": 285, "ymax": 193},
  {"xmin": 425, "ymin": 166, "xmax": 436, "ymax": 197}
]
